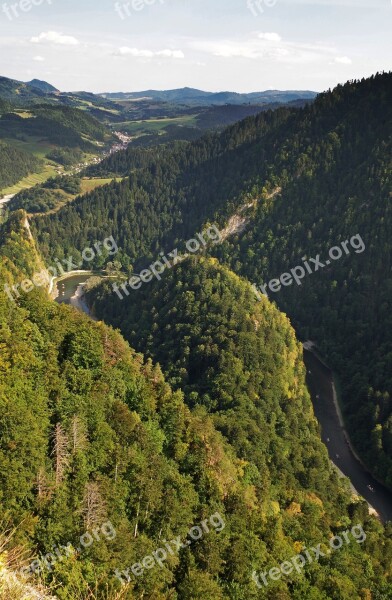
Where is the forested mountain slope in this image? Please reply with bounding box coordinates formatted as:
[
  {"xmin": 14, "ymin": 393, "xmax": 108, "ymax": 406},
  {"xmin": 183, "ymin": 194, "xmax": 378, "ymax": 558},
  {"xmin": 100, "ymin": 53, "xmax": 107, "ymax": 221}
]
[
  {"xmin": 32, "ymin": 72, "xmax": 392, "ymax": 490},
  {"xmin": 0, "ymin": 104, "xmax": 115, "ymax": 192},
  {"xmin": 0, "ymin": 141, "xmax": 42, "ymax": 190},
  {"xmin": 0, "ymin": 98, "xmax": 12, "ymax": 115},
  {"xmin": 1, "ymin": 215, "xmax": 392, "ymax": 598},
  {"xmin": 0, "ymin": 106, "xmax": 111, "ymax": 152},
  {"xmin": 210, "ymin": 75, "xmax": 392, "ymax": 489},
  {"xmin": 85, "ymin": 255, "xmax": 345, "ymax": 504},
  {"xmin": 0, "ymin": 76, "xmax": 54, "ymax": 106},
  {"xmin": 102, "ymin": 87, "xmax": 317, "ymax": 106}
]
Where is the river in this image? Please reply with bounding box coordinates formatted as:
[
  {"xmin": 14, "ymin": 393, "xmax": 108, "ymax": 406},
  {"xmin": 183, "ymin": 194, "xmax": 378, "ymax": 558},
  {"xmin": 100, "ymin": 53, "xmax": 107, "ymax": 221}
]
[
  {"xmin": 54, "ymin": 273, "xmax": 95, "ymax": 317},
  {"xmin": 304, "ymin": 349, "xmax": 392, "ymax": 523},
  {"xmin": 54, "ymin": 275, "xmax": 392, "ymax": 523}
]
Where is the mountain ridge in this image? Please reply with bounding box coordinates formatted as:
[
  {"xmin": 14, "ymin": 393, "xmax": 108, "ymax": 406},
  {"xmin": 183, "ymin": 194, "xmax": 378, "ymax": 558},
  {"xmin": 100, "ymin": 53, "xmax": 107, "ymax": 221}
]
[
  {"xmin": 1, "ymin": 211, "xmax": 392, "ymax": 598},
  {"xmin": 101, "ymin": 86, "xmax": 317, "ymax": 106},
  {"xmin": 27, "ymin": 78, "xmax": 59, "ymax": 93},
  {"xmin": 0, "ymin": 75, "xmax": 317, "ymax": 108},
  {"xmin": 32, "ymin": 72, "xmax": 392, "ymax": 493}
]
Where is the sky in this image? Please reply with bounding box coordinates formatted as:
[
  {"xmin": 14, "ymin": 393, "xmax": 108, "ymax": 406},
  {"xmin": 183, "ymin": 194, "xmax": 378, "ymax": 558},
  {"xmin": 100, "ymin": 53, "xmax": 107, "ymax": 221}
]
[{"xmin": 0, "ymin": 0, "xmax": 391, "ymax": 94}]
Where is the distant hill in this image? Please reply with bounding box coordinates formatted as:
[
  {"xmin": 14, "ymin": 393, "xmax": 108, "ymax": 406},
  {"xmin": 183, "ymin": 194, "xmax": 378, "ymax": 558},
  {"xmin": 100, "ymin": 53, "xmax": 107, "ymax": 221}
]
[
  {"xmin": 0, "ymin": 75, "xmax": 118, "ymax": 192},
  {"xmin": 0, "ymin": 76, "xmax": 316, "ymax": 111},
  {"xmin": 0, "ymin": 75, "xmax": 123, "ymax": 116},
  {"xmin": 60, "ymin": 90, "xmax": 124, "ymax": 111},
  {"xmin": 0, "ymin": 75, "xmax": 316, "ymax": 188},
  {"xmin": 0, "ymin": 76, "xmax": 54, "ymax": 106},
  {"xmin": 101, "ymin": 86, "xmax": 317, "ymax": 106},
  {"xmin": 27, "ymin": 78, "xmax": 59, "ymax": 93}
]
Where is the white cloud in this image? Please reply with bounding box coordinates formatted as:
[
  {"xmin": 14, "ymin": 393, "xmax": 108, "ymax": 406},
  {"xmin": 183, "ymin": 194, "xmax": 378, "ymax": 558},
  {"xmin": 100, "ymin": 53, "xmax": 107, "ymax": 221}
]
[
  {"xmin": 206, "ymin": 43, "xmax": 258, "ymax": 59},
  {"xmin": 31, "ymin": 31, "xmax": 79, "ymax": 46},
  {"xmin": 335, "ymin": 56, "xmax": 352, "ymax": 64},
  {"xmin": 156, "ymin": 49, "xmax": 185, "ymax": 59},
  {"xmin": 258, "ymin": 33, "xmax": 282, "ymax": 42},
  {"xmin": 33, "ymin": 56, "xmax": 45, "ymax": 62},
  {"xmin": 191, "ymin": 34, "xmax": 340, "ymax": 65},
  {"xmin": 116, "ymin": 47, "xmax": 184, "ymax": 59},
  {"xmin": 117, "ymin": 47, "xmax": 154, "ymax": 57}
]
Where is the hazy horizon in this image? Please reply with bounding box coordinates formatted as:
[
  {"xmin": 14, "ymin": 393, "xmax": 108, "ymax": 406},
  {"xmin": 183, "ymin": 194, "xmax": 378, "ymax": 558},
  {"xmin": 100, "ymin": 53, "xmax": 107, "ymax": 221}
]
[
  {"xmin": 25, "ymin": 80, "xmax": 320, "ymax": 94},
  {"xmin": 0, "ymin": 0, "xmax": 390, "ymax": 94}
]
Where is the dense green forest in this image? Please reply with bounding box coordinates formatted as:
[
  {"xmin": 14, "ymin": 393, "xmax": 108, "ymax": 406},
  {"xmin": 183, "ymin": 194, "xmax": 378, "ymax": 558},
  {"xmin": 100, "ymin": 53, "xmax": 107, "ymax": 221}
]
[
  {"xmin": 0, "ymin": 76, "xmax": 120, "ymax": 114},
  {"xmin": 0, "ymin": 98, "xmax": 12, "ymax": 114},
  {"xmin": 0, "ymin": 141, "xmax": 42, "ymax": 190},
  {"xmin": 9, "ymin": 176, "xmax": 82, "ymax": 214},
  {"xmin": 46, "ymin": 147, "xmax": 84, "ymax": 167},
  {"xmin": 0, "ymin": 106, "xmax": 111, "ymax": 152},
  {"xmin": 0, "ymin": 76, "xmax": 53, "ymax": 106},
  {"xmin": 33, "ymin": 73, "xmax": 392, "ymax": 490},
  {"xmin": 0, "ymin": 213, "xmax": 392, "ymax": 599}
]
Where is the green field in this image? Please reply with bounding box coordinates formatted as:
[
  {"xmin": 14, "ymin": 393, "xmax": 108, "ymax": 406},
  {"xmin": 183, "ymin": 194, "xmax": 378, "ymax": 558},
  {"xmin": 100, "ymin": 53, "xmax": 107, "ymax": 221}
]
[
  {"xmin": 1, "ymin": 135, "xmax": 64, "ymax": 195},
  {"xmin": 116, "ymin": 114, "xmax": 198, "ymax": 134},
  {"xmin": 27, "ymin": 177, "xmax": 125, "ymax": 216},
  {"xmin": 76, "ymin": 100, "xmax": 121, "ymax": 115},
  {"xmin": 0, "ymin": 137, "xmax": 110, "ymax": 195},
  {"xmin": 15, "ymin": 111, "xmax": 34, "ymax": 119},
  {"xmin": 4, "ymin": 135, "xmax": 59, "ymax": 160},
  {"xmin": 1, "ymin": 164, "xmax": 58, "ymax": 195},
  {"xmin": 79, "ymin": 177, "xmax": 118, "ymax": 194},
  {"xmin": 1, "ymin": 168, "xmax": 117, "ymax": 199}
]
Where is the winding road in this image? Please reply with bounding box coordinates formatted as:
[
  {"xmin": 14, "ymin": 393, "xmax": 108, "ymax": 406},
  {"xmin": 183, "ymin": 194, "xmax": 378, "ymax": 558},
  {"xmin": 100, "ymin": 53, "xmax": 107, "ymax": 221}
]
[
  {"xmin": 0, "ymin": 193, "xmax": 15, "ymax": 207},
  {"xmin": 304, "ymin": 348, "xmax": 392, "ymax": 523}
]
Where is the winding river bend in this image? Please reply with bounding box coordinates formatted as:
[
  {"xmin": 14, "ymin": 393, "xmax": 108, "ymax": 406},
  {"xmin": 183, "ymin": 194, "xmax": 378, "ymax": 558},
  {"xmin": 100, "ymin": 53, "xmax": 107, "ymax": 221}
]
[
  {"xmin": 304, "ymin": 349, "xmax": 392, "ymax": 523},
  {"xmin": 54, "ymin": 273, "xmax": 93, "ymax": 315},
  {"xmin": 55, "ymin": 274, "xmax": 392, "ymax": 523},
  {"xmin": 54, "ymin": 272, "xmax": 119, "ymax": 318}
]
